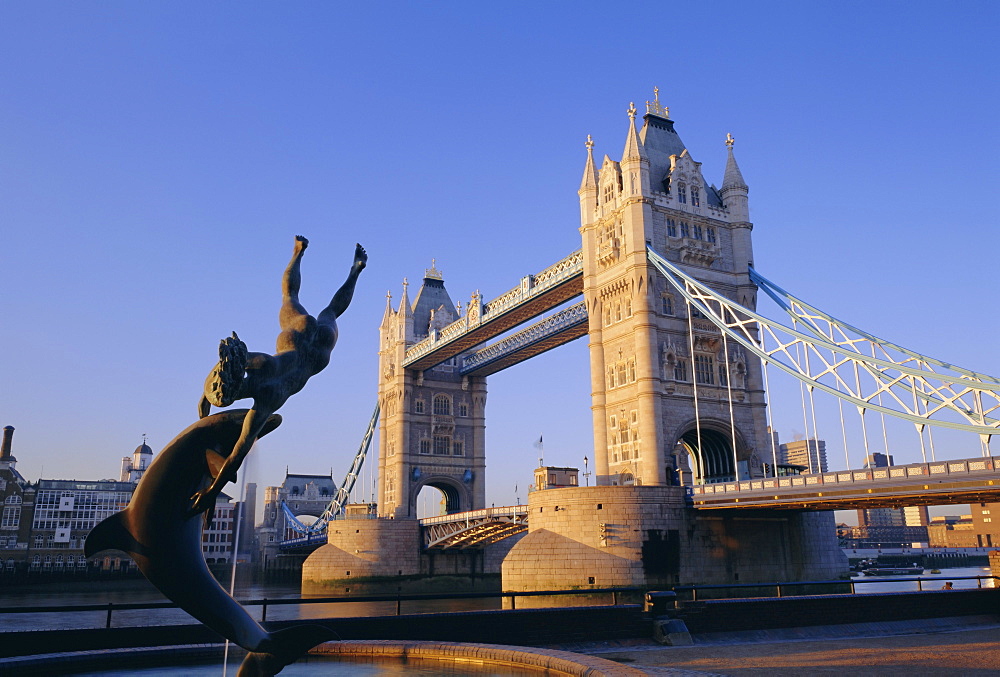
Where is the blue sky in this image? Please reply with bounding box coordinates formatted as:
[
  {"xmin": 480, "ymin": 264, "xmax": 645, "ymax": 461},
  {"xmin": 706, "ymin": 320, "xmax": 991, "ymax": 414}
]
[{"xmin": 1, "ymin": 2, "xmax": 997, "ymax": 518}]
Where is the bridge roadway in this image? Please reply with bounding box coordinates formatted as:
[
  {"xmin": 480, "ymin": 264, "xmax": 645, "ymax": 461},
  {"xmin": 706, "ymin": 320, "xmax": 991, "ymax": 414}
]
[{"xmin": 691, "ymin": 455, "xmax": 1000, "ymax": 510}]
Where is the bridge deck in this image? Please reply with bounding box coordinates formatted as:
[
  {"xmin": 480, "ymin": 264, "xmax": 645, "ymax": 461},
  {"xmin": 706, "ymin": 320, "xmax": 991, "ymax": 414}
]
[
  {"xmin": 692, "ymin": 456, "xmax": 1000, "ymax": 510},
  {"xmin": 420, "ymin": 506, "xmax": 528, "ymax": 549}
]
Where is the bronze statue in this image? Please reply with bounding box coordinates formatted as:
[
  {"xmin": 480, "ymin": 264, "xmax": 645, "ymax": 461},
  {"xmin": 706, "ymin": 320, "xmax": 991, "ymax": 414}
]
[
  {"xmin": 86, "ymin": 237, "xmax": 366, "ymax": 675},
  {"xmin": 86, "ymin": 411, "xmax": 335, "ymax": 675},
  {"xmin": 193, "ymin": 236, "xmax": 367, "ymax": 518}
]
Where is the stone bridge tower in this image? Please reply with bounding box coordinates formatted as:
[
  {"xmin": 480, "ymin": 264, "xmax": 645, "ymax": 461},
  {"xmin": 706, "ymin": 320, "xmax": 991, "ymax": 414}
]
[
  {"xmin": 579, "ymin": 94, "xmax": 769, "ymax": 487},
  {"xmin": 377, "ymin": 263, "xmax": 487, "ymax": 517}
]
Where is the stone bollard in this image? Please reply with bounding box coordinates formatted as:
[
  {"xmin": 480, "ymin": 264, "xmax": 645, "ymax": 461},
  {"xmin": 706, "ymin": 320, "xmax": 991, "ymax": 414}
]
[{"xmin": 644, "ymin": 590, "xmax": 678, "ymax": 616}]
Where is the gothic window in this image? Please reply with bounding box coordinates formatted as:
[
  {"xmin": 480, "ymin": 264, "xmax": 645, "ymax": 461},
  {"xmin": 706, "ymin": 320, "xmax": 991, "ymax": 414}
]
[
  {"xmin": 419, "ymin": 439, "xmax": 431, "ymax": 455},
  {"xmin": 414, "ymin": 400, "xmax": 425, "ymax": 414},
  {"xmin": 661, "ymin": 295, "xmax": 673, "ymax": 315},
  {"xmin": 452, "ymin": 439, "xmax": 464, "ymax": 456},
  {"xmin": 627, "ymin": 359, "xmax": 636, "ymax": 383},
  {"xmin": 607, "ymin": 367, "xmax": 616, "ymax": 389},
  {"xmin": 604, "ymin": 306, "xmax": 612, "ymax": 326},
  {"xmin": 706, "ymin": 227, "xmax": 717, "ymax": 243},
  {"xmin": 695, "ymin": 355, "xmax": 715, "ymax": 385},
  {"xmin": 674, "ymin": 359, "xmax": 688, "ymax": 381},
  {"xmin": 678, "ymin": 184, "xmax": 687, "ymax": 204},
  {"xmin": 617, "ymin": 363, "xmax": 627, "ymax": 385},
  {"xmin": 603, "ymin": 183, "xmax": 615, "ymax": 204},
  {"xmin": 718, "ymin": 364, "xmax": 729, "ymax": 387},
  {"xmin": 680, "ymin": 221, "xmax": 690, "ymax": 238},
  {"xmin": 609, "ymin": 414, "xmax": 618, "ymax": 429},
  {"xmin": 693, "ymin": 224, "xmax": 703, "ymax": 240},
  {"xmin": 620, "ymin": 471, "xmax": 635, "ymax": 486},
  {"xmin": 433, "ymin": 395, "xmax": 451, "ymax": 416},
  {"xmin": 615, "ymin": 303, "xmax": 622, "ymax": 322},
  {"xmin": 433, "ymin": 436, "xmax": 450, "ymax": 455},
  {"xmin": 625, "ymin": 299, "xmax": 632, "ymax": 317},
  {"xmin": 666, "ymin": 218, "xmax": 677, "ymax": 237},
  {"xmin": 691, "ymin": 187, "xmax": 700, "ymax": 206}
]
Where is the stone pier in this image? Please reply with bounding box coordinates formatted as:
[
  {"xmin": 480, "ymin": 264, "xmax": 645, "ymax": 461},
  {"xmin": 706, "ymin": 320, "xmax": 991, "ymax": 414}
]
[{"xmin": 502, "ymin": 485, "xmax": 846, "ymax": 600}]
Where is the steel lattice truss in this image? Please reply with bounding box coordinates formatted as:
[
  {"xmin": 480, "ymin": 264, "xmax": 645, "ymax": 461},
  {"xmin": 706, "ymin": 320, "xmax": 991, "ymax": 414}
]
[
  {"xmin": 647, "ymin": 247, "xmax": 999, "ymax": 440},
  {"xmin": 283, "ymin": 402, "xmax": 381, "ymax": 535}
]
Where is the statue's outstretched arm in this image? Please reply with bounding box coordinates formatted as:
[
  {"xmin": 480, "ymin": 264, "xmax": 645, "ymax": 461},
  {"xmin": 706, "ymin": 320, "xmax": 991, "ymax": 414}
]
[{"xmin": 190, "ymin": 406, "xmax": 271, "ymax": 518}]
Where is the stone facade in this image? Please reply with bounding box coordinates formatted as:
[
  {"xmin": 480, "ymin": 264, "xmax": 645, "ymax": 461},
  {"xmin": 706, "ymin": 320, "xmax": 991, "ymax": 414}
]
[
  {"xmin": 302, "ymin": 517, "xmax": 422, "ymax": 589},
  {"xmin": 502, "ymin": 485, "xmax": 846, "ymax": 595},
  {"xmin": 578, "ymin": 97, "xmax": 768, "ymax": 487},
  {"xmin": 377, "ymin": 264, "xmax": 487, "ymax": 518}
]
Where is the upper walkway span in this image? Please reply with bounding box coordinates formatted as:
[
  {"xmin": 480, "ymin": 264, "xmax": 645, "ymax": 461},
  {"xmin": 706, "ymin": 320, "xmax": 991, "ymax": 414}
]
[{"xmin": 402, "ymin": 251, "xmax": 583, "ymax": 371}]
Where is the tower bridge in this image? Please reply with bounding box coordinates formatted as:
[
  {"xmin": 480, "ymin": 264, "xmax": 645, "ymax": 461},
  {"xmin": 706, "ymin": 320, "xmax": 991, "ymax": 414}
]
[{"xmin": 297, "ymin": 92, "xmax": 998, "ymax": 593}]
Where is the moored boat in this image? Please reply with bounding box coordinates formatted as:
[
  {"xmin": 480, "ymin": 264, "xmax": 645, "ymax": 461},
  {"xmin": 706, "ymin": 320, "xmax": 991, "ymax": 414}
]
[{"xmin": 861, "ymin": 566, "xmax": 924, "ymax": 576}]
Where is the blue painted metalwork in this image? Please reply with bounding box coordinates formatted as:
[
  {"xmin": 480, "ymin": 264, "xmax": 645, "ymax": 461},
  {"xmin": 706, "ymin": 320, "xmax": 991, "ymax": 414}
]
[
  {"xmin": 648, "ymin": 246, "xmax": 999, "ymax": 436},
  {"xmin": 282, "ymin": 403, "xmax": 380, "ymax": 538}
]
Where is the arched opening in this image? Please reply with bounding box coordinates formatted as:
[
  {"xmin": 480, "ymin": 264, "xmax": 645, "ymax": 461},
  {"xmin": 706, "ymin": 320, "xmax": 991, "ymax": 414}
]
[
  {"xmin": 679, "ymin": 428, "xmax": 738, "ymax": 484},
  {"xmin": 415, "ymin": 481, "xmax": 462, "ymax": 518}
]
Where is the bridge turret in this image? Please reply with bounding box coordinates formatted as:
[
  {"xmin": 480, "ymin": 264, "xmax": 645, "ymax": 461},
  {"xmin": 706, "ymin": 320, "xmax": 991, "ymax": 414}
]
[
  {"xmin": 578, "ymin": 135, "xmax": 599, "ymax": 228},
  {"xmin": 619, "ymin": 102, "xmax": 651, "ymax": 199},
  {"xmin": 721, "ymin": 133, "xmax": 754, "ymax": 275}
]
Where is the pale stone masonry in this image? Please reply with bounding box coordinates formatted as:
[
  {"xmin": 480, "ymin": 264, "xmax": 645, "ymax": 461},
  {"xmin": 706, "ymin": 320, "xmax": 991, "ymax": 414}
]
[
  {"xmin": 503, "ymin": 485, "xmax": 845, "ymax": 594},
  {"xmin": 579, "ymin": 96, "xmax": 769, "ymax": 487},
  {"xmin": 376, "ymin": 264, "xmax": 487, "ymax": 518}
]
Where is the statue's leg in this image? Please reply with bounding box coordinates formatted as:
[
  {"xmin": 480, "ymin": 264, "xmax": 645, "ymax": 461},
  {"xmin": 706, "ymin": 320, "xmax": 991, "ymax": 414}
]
[
  {"xmin": 280, "ymin": 236, "xmax": 309, "ymax": 329},
  {"xmin": 318, "ymin": 243, "xmax": 367, "ymax": 324}
]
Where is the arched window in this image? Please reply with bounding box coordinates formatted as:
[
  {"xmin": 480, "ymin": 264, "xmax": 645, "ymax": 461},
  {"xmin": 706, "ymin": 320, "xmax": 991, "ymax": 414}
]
[
  {"xmin": 620, "ymin": 471, "xmax": 635, "ymax": 486},
  {"xmin": 691, "ymin": 186, "xmax": 700, "ymax": 206},
  {"xmin": 5, "ymin": 496, "xmax": 21, "ymax": 504},
  {"xmin": 414, "ymin": 400, "xmax": 425, "ymax": 414},
  {"xmin": 433, "ymin": 395, "xmax": 451, "ymax": 416},
  {"xmin": 678, "ymin": 184, "xmax": 687, "ymax": 204},
  {"xmin": 666, "ymin": 218, "xmax": 677, "ymax": 237}
]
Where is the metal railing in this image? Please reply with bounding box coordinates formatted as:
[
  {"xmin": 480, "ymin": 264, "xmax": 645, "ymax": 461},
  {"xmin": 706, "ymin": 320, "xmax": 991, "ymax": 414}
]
[
  {"xmin": 674, "ymin": 574, "xmax": 998, "ymax": 601},
  {"xmin": 0, "ymin": 586, "xmax": 641, "ymax": 629}
]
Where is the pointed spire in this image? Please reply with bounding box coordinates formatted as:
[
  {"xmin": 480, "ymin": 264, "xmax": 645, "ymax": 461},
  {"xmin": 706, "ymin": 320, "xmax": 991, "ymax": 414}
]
[
  {"xmin": 622, "ymin": 103, "xmax": 647, "ymax": 162},
  {"xmin": 722, "ymin": 133, "xmax": 748, "ymax": 191},
  {"xmin": 579, "ymin": 134, "xmax": 598, "ymax": 192},
  {"xmin": 398, "ymin": 277, "xmax": 411, "ymax": 314}
]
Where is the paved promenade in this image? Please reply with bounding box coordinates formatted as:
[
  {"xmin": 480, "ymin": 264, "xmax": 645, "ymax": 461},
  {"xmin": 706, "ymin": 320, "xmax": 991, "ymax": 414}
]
[{"xmin": 560, "ymin": 617, "xmax": 1000, "ymax": 675}]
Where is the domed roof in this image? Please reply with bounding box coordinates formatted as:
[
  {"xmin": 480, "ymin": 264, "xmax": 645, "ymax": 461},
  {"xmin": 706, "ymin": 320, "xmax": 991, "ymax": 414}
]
[{"xmin": 134, "ymin": 443, "xmax": 153, "ymax": 456}]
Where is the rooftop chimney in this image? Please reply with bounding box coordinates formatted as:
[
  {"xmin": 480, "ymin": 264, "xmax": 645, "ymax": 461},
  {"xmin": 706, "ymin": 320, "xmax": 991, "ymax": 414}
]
[{"xmin": 1, "ymin": 426, "xmax": 13, "ymax": 460}]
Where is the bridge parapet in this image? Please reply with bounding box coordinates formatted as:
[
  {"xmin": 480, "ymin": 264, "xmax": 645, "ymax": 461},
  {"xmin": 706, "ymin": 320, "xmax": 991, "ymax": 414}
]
[{"xmin": 692, "ymin": 456, "xmax": 1000, "ymax": 510}]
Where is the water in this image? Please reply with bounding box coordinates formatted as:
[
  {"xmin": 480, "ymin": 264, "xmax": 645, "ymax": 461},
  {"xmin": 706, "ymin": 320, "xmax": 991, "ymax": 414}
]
[{"xmin": 849, "ymin": 565, "xmax": 994, "ymax": 593}]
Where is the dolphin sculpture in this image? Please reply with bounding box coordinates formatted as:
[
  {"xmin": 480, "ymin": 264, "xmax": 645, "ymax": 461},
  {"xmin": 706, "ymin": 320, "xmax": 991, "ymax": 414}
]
[{"xmin": 86, "ymin": 410, "xmax": 334, "ymax": 676}]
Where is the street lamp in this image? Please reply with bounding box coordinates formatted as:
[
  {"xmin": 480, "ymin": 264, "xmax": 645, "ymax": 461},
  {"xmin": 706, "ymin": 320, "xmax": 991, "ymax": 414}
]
[{"xmin": 583, "ymin": 456, "xmax": 590, "ymax": 487}]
